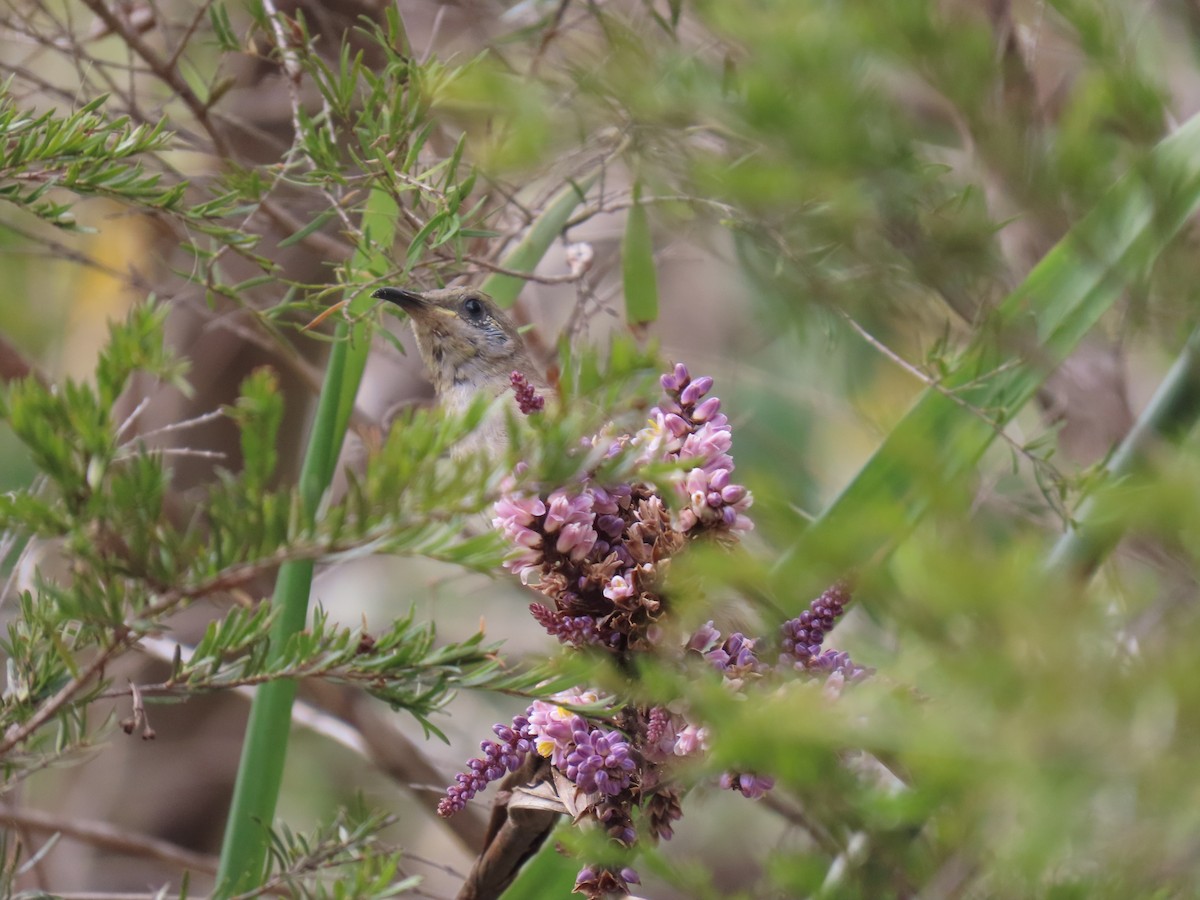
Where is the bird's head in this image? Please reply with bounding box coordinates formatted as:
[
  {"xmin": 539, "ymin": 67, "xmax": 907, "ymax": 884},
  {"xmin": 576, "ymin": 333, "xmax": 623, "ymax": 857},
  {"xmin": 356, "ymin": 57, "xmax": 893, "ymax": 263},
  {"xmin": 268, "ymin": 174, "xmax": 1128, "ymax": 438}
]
[{"xmin": 373, "ymin": 285, "xmax": 542, "ymax": 406}]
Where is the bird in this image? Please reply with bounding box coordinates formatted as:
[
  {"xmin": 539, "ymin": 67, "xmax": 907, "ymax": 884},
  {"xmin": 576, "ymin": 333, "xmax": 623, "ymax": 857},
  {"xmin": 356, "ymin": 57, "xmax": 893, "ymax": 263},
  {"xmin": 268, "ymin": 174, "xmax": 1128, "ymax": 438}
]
[
  {"xmin": 373, "ymin": 284, "xmax": 562, "ymax": 890},
  {"xmin": 372, "ymin": 285, "xmax": 550, "ymax": 455}
]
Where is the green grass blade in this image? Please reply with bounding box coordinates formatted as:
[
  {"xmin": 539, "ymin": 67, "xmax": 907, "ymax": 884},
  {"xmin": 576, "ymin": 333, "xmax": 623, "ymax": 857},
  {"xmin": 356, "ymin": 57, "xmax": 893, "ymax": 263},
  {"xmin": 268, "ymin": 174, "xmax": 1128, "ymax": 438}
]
[{"xmin": 778, "ymin": 112, "xmax": 1200, "ymax": 598}]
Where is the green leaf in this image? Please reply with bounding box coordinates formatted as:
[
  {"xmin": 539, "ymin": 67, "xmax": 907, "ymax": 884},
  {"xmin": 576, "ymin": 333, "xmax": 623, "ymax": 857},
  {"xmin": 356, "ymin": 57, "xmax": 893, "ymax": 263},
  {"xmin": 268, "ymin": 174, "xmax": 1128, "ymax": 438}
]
[
  {"xmin": 226, "ymin": 369, "xmax": 285, "ymax": 493},
  {"xmin": 277, "ymin": 208, "xmax": 338, "ymax": 248},
  {"xmin": 500, "ymin": 828, "xmax": 578, "ymax": 899},
  {"xmin": 208, "ymin": 2, "xmax": 239, "ymax": 52},
  {"xmin": 620, "ymin": 182, "xmax": 659, "ymax": 325}
]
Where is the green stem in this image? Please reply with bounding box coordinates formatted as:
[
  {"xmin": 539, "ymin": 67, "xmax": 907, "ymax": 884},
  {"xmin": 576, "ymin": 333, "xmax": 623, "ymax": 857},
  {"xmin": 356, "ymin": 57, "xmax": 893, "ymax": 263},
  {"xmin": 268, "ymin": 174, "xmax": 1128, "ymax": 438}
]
[
  {"xmin": 1046, "ymin": 325, "xmax": 1200, "ymax": 579},
  {"xmin": 215, "ymin": 190, "xmax": 397, "ymax": 894},
  {"xmin": 214, "ymin": 340, "xmax": 349, "ymax": 894}
]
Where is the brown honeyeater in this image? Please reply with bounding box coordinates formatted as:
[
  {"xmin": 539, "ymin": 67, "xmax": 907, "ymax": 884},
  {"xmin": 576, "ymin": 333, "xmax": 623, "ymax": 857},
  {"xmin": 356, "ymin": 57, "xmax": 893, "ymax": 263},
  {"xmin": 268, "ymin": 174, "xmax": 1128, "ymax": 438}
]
[
  {"xmin": 373, "ymin": 285, "xmax": 550, "ymax": 452},
  {"xmin": 373, "ymin": 283, "xmax": 559, "ymax": 887}
]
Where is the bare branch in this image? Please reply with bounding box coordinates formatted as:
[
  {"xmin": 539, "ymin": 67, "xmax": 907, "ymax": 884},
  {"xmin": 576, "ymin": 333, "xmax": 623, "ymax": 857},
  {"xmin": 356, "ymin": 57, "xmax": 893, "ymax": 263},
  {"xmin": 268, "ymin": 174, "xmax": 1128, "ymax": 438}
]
[{"xmin": 77, "ymin": 0, "xmax": 233, "ymax": 158}]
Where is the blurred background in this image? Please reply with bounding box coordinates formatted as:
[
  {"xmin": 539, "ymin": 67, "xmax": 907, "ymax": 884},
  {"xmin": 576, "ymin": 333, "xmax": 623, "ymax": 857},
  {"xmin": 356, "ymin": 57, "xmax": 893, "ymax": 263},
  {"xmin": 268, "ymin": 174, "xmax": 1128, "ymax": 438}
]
[{"xmin": 3, "ymin": 0, "xmax": 1200, "ymax": 897}]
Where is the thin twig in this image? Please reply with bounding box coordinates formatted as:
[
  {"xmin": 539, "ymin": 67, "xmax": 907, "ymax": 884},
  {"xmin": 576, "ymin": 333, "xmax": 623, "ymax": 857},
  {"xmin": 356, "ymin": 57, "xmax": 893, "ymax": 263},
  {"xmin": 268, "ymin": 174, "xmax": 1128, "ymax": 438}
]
[
  {"xmin": 119, "ymin": 679, "xmax": 156, "ymax": 739},
  {"xmin": 259, "ymin": 0, "xmax": 305, "ymax": 159},
  {"xmin": 450, "ymin": 253, "xmax": 586, "ymax": 285},
  {"xmin": 77, "ymin": 0, "xmax": 233, "ymax": 158},
  {"xmin": 130, "ymin": 407, "xmax": 227, "ymax": 441},
  {"xmin": 115, "ymin": 396, "xmax": 152, "ymax": 440},
  {"xmin": 163, "ymin": 0, "xmax": 214, "ymax": 72},
  {"xmin": 565, "ymin": 192, "xmax": 741, "ymax": 229},
  {"xmin": 0, "ymin": 641, "xmax": 127, "ymax": 756},
  {"xmin": 258, "ymin": 0, "xmax": 354, "ymax": 234},
  {"xmin": 529, "ymin": 0, "xmax": 572, "ymax": 76},
  {"xmin": 115, "ymin": 446, "xmax": 228, "ymax": 462}
]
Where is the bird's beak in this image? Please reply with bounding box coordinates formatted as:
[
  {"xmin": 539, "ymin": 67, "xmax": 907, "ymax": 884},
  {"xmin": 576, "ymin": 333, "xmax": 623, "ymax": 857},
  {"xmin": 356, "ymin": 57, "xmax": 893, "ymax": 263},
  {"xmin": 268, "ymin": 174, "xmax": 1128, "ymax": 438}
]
[{"xmin": 372, "ymin": 286, "xmax": 426, "ymax": 311}]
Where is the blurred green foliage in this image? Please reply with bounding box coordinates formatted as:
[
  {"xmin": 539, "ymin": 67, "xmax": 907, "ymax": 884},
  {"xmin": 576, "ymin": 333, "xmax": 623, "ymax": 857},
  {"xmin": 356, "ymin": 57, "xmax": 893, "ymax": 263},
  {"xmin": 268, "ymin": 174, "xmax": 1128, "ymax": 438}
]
[{"xmin": 2, "ymin": 0, "xmax": 1200, "ymax": 898}]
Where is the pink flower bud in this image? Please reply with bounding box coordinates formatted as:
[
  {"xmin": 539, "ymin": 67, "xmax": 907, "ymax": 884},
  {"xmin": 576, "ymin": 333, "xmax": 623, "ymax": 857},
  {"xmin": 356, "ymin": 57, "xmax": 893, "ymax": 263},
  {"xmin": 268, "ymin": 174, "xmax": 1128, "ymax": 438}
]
[
  {"xmin": 664, "ymin": 413, "xmax": 690, "ymax": 437},
  {"xmin": 691, "ymin": 395, "xmax": 722, "ymax": 422},
  {"xmin": 680, "ymin": 375, "xmax": 714, "ymax": 407}
]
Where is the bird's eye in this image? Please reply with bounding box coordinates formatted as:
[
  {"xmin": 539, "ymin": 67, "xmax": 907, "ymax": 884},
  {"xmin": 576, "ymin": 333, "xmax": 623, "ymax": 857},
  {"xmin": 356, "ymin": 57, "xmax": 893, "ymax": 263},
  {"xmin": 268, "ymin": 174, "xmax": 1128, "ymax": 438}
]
[{"xmin": 462, "ymin": 297, "xmax": 485, "ymax": 320}]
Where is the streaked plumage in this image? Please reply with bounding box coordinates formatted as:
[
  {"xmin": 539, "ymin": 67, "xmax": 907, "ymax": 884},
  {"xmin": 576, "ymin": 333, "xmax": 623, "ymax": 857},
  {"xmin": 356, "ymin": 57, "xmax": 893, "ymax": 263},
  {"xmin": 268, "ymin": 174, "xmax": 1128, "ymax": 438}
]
[{"xmin": 373, "ymin": 285, "xmax": 548, "ymax": 453}]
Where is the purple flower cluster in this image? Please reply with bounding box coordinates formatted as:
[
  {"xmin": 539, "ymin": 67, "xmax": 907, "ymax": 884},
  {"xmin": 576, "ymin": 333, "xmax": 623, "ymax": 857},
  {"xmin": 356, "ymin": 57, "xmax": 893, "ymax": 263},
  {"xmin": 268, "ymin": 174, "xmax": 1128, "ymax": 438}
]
[
  {"xmin": 779, "ymin": 582, "xmax": 851, "ymax": 664},
  {"xmin": 446, "ymin": 366, "xmax": 873, "ymax": 898},
  {"xmin": 494, "ymin": 479, "xmax": 681, "ymax": 652},
  {"xmin": 439, "ymin": 691, "xmax": 633, "ymax": 817},
  {"xmin": 677, "ymin": 582, "xmax": 873, "ymax": 802},
  {"xmin": 438, "ymin": 689, "xmax": 703, "ymax": 896},
  {"xmin": 646, "ymin": 364, "xmax": 753, "ymax": 536},
  {"xmin": 511, "ymin": 370, "xmax": 545, "ymax": 414},
  {"xmin": 492, "ymin": 365, "xmax": 752, "ymax": 656},
  {"xmin": 778, "ymin": 583, "xmax": 872, "ymax": 688},
  {"xmin": 683, "ymin": 622, "xmax": 773, "ymax": 799},
  {"xmin": 438, "ymin": 715, "xmax": 536, "ymax": 816},
  {"xmin": 566, "ymin": 728, "xmax": 637, "ymax": 795},
  {"xmin": 688, "ymin": 624, "xmax": 766, "ymax": 685}
]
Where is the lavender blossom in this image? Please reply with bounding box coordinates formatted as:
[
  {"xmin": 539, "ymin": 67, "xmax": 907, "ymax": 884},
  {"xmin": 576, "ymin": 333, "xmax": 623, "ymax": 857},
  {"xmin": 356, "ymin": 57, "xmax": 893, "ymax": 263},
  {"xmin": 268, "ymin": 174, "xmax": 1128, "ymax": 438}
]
[
  {"xmin": 544, "ymin": 489, "xmax": 595, "ymax": 534},
  {"xmin": 529, "ymin": 604, "xmax": 606, "ymax": 648},
  {"xmin": 643, "ymin": 707, "xmax": 677, "ymax": 762},
  {"xmin": 643, "ymin": 363, "xmax": 754, "ymax": 536},
  {"xmin": 526, "ymin": 689, "xmax": 597, "ymax": 765},
  {"xmin": 706, "ymin": 632, "xmax": 762, "ymax": 675},
  {"xmin": 565, "ymin": 727, "xmax": 637, "ymax": 796},
  {"xmin": 686, "ymin": 620, "xmax": 723, "ymax": 654},
  {"xmin": 672, "ymin": 722, "xmax": 709, "ymax": 757},
  {"xmin": 491, "ymin": 364, "xmax": 751, "ymax": 655},
  {"xmin": 511, "ymin": 370, "xmax": 545, "ymax": 414},
  {"xmin": 467, "ymin": 364, "xmax": 871, "ymax": 890},
  {"xmin": 719, "ymin": 771, "xmax": 776, "ymax": 800},
  {"xmin": 779, "ymin": 582, "xmax": 853, "ymax": 668},
  {"xmin": 494, "ymin": 478, "xmax": 679, "ymax": 651},
  {"xmin": 807, "ymin": 648, "xmax": 874, "ymax": 687},
  {"xmin": 438, "ymin": 715, "xmax": 536, "ymax": 816},
  {"xmin": 595, "ymin": 797, "xmax": 638, "ymax": 846},
  {"xmin": 492, "ymin": 494, "xmax": 547, "ymax": 583}
]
